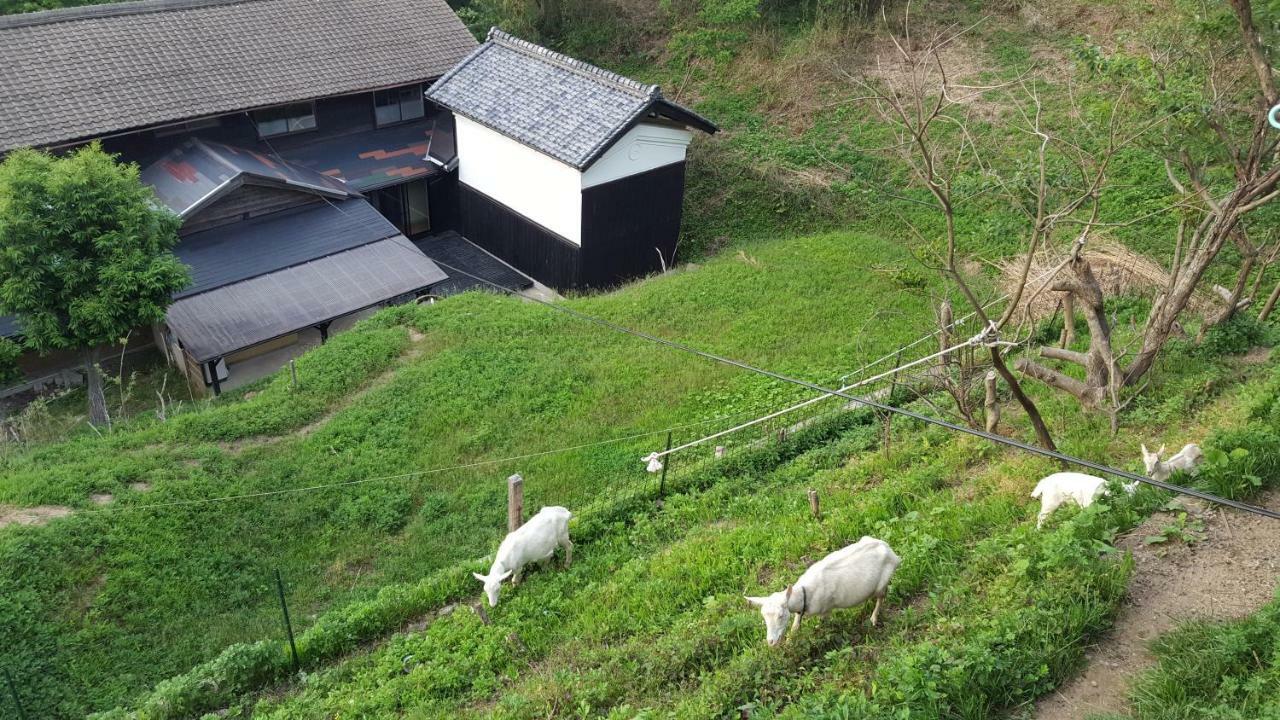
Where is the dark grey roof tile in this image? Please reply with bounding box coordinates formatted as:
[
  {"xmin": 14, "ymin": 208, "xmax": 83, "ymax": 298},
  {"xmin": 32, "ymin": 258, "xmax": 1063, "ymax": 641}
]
[
  {"xmin": 426, "ymin": 29, "xmax": 715, "ymax": 170},
  {"xmin": 0, "ymin": 0, "xmax": 477, "ymax": 152}
]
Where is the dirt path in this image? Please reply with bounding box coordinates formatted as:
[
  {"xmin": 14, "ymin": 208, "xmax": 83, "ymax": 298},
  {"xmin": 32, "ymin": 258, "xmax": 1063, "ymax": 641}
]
[{"xmin": 1035, "ymin": 488, "xmax": 1280, "ymax": 720}]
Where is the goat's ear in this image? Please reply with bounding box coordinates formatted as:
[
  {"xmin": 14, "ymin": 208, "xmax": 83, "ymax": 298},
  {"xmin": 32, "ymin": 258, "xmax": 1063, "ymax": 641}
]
[
  {"xmin": 784, "ymin": 585, "xmax": 793, "ymax": 600},
  {"xmin": 472, "ymin": 572, "xmax": 488, "ymax": 583},
  {"xmin": 1158, "ymin": 445, "xmax": 1166, "ymax": 456},
  {"xmin": 1141, "ymin": 443, "xmax": 1150, "ymax": 456},
  {"xmin": 745, "ymin": 596, "xmax": 767, "ymax": 607},
  {"xmin": 497, "ymin": 569, "xmax": 514, "ymax": 582}
]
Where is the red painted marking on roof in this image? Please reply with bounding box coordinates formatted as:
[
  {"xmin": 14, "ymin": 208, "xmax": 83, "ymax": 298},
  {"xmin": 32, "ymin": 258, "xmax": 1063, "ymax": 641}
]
[
  {"xmin": 163, "ymin": 160, "xmax": 200, "ymax": 184},
  {"xmin": 358, "ymin": 143, "xmax": 429, "ymax": 161}
]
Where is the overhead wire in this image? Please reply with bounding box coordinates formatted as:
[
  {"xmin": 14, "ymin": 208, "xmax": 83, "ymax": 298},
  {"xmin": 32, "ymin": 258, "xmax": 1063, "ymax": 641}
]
[
  {"xmin": 236, "ymin": 120, "xmax": 1278, "ymax": 520},
  {"xmin": 416, "ymin": 256, "xmax": 1280, "ymax": 521}
]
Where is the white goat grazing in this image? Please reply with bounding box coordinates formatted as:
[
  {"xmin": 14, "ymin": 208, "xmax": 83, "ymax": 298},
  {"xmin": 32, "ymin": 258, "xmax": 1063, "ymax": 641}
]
[
  {"xmin": 1030, "ymin": 472, "xmax": 1138, "ymax": 528},
  {"xmin": 1141, "ymin": 443, "xmax": 1204, "ymax": 483},
  {"xmin": 473, "ymin": 506, "xmax": 573, "ymax": 607},
  {"xmin": 745, "ymin": 536, "xmax": 900, "ymax": 647}
]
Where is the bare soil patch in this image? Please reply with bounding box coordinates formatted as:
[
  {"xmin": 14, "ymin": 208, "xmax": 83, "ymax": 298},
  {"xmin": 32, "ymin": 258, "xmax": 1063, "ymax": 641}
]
[
  {"xmin": 0, "ymin": 503, "xmax": 73, "ymax": 529},
  {"xmin": 1035, "ymin": 488, "xmax": 1280, "ymax": 720}
]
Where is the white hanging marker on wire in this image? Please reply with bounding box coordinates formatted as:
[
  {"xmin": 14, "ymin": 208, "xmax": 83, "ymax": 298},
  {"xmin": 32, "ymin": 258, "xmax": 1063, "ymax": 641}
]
[
  {"xmin": 644, "ymin": 452, "xmax": 664, "ymax": 473},
  {"xmin": 1270, "ymin": 104, "xmax": 1280, "ymax": 130}
]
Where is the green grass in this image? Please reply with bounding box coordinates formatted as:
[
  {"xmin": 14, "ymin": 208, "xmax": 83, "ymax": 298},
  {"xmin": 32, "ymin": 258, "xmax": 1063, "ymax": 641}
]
[
  {"xmin": 0, "ymin": 229, "xmax": 950, "ymax": 718},
  {"xmin": 193, "ymin": 354, "xmax": 1277, "ymax": 720},
  {"xmin": 1115, "ymin": 592, "xmax": 1280, "ymax": 720}
]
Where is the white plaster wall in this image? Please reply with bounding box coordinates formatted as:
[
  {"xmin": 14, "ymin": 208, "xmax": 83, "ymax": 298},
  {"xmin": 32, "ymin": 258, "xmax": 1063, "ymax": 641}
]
[
  {"xmin": 455, "ymin": 116, "xmax": 584, "ymax": 244},
  {"xmin": 581, "ymin": 123, "xmax": 694, "ymax": 190}
]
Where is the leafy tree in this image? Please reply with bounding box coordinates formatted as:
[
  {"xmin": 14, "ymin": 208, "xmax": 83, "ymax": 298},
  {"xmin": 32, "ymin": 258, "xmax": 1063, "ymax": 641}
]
[{"xmin": 0, "ymin": 143, "xmax": 188, "ymax": 426}]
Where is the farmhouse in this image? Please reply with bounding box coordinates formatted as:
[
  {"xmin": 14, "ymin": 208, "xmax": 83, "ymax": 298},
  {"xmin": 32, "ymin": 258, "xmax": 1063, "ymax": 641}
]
[{"xmin": 0, "ymin": 0, "xmax": 715, "ymax": 395}]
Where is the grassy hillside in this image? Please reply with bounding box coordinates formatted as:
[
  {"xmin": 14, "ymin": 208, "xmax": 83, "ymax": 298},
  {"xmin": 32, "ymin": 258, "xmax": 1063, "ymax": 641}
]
[
  {"xmin": 1, "ymin": 229, "xmax": 951, "ymax": 717},
  {"xmin": 3, "ymin": 0, "xmax": 1279, "ymax": 717}
]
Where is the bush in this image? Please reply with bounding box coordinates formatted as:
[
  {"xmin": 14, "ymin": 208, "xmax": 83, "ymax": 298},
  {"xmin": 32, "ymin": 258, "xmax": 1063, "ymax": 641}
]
[
  {"xmin": 1199, "ymin": 315, "xmax": 1275, "ymax": 357},
  {"xmin": 1196, "ymin": 424, "xmax": 1280, "ymax": 500}
]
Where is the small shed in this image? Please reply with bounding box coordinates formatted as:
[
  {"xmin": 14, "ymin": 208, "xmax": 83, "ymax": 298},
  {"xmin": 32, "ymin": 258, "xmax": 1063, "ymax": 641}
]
[{"xmin": 426, "ymin": 29, "xmax": 717, "ymax": 290}]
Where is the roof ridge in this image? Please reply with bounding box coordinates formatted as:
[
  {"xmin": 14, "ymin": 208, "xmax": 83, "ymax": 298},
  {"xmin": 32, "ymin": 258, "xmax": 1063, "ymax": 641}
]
[
  {"xmin": 0, "ymin": 0, "xmax": 261, "ymax": 31},
  {"xmin": 485, "ymin": 27, "xmax": 660, "ymax": 100}
]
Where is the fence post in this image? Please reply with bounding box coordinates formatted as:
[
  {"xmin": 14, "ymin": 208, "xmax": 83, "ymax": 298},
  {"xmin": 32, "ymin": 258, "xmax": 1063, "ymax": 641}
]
[
  {"xmin": 275, "ymin": 569, "xmax": 301, "ymax": 674},
  {"xmin": 658, "ymin": 431, "xmax": 672, "ymax": 498},
  {"xmin": 4, "ymin": 668, "xmax": 27, "ymax": 720},
  {"xmin": 507, "ymin": 474, "xmax": 524, "ymax": 532},
  {"xmin": 715, "ymin": 445, "xmax": 726, "ymax": 458},
  {"xmin": 808, "ymin": 489, "xmax": 821, "ymax": 520},
  {"xmin": 884, "ymin": 349, "xmax": 903, "ymax": 456},
  {"xmin": 939, "ymin": 299, "xmax": 953, "ymax": 367}
]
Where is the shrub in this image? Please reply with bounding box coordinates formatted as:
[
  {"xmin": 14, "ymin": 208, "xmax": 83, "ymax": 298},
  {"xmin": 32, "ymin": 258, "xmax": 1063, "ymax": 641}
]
[
  {"xmin": 1199, "ymin": 314, "xmax": 1275, "ymax": 358},
  {"xmin": 1196, "ymin": 425, "xmax": 1280, "ymax": 499}
]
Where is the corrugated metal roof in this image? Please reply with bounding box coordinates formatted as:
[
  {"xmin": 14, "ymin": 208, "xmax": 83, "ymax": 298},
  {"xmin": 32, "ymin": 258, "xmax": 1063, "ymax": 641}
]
[
  {"xmin": 142, "ymin": 138, "xmax": 354, "ymax": 217},
  {"xmin": 426, "ymin": 29, "xmax": 716, "ymax": 170},
  {"xmin": 173, "ymin": 198, "xmax": 398, "ymax": 298},
  {"xmin": 0, "ymin": 0, "xmax": 477, "ymax": 152},
  {"xmin": 167, "ymin": 238, "xmax": 446, "ymax": 361},
  {"xmin": 276, "ymin": 114, "xmax": 452, "ymax": 192}
]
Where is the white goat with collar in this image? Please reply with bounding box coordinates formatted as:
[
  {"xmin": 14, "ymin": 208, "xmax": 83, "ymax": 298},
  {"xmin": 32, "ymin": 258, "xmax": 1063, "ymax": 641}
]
[
  {"xmin": 1142, "ymin": 443, "xmax": 1204, "ymax": 482},
  {"xmin": 745, "ymin": 536, "xmax": 899, "ymax": 647},
  {"xmin": 473, "ymin": 506, "xmax": 572, "ymax": 607}
]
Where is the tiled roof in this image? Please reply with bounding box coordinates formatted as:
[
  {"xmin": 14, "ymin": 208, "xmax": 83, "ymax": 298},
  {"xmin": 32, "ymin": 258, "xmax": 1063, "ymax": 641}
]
[
  {"xmin": 0, "ymin": 0, "xmax": 477, "ymax": 152},
  {"xmin": 142, "ymin": 138, "xmax": 354, "ymax": 217},
  {"xmin": 426, "ymin": 28, "xmax": 716, "ymax": 170}
]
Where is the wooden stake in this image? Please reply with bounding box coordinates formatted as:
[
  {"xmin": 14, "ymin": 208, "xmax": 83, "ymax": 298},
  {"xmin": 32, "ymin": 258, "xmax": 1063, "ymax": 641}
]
[
  {"xmin": 473, "ymin": 603, "xmax": 491, "ymax": 625},
  {"xmin": 715, "ymin": 445, "xmax": 726, "ymax": 458},
  {"xmin": 984, "ymin": 371, "xmax": 1000, "ymax": 433},
  {"xmin": 808, "ymin": 489, "xmax": 821, "ymax": 520},
  {"xmin": 507, "ymin": 474, "xmax": 524, "ymax": 533}
]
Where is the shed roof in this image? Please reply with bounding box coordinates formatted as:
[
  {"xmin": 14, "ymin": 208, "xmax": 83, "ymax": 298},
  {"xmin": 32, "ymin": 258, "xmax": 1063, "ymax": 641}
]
[
  {"xmin": 173, "ymin": 198, "xmax": 398, "ymax": 298},
  {"xmin": 143, "ymin": 138, "xmax": 354, "ymax": 218},
  {"xmin": 425, "ymin": 29, "xmax": 716, "ymax": 170},
  {"xmin": 0, "ymin": 0, "xmax": 477, "ymax": 152},
  {"xmin": 167, "ymin": 238, "xmax": 446, "ymax": 362}
]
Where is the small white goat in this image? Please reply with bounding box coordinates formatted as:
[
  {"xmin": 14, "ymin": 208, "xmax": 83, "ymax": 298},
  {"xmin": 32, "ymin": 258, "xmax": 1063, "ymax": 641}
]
[
  {"xmin": 473, "ymin": 506, "xmax": 573, "ymax": 607},
  {"xmin": 1030, "ymin": 472, "xmax": 1138, "ymax": 529},
  {"xmin": 745, "ymin": 536, "xmax": 900, "ymax": 647},
  {"xmin": 1141, "ymin": 443, "xmax": 1204, "ymax": 482}
]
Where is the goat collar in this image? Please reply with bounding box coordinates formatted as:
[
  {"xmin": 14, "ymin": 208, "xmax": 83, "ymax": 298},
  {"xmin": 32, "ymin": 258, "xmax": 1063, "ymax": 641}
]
[{"xmin": 789, "ymin": 586, "xmax": 809, "ymax": 616}]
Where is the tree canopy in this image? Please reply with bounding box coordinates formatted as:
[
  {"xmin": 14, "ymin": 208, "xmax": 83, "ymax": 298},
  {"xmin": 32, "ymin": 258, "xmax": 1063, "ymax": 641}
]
[{"xmin": 0, "ymin": 143, "xmax": 188, "ymax": 422}]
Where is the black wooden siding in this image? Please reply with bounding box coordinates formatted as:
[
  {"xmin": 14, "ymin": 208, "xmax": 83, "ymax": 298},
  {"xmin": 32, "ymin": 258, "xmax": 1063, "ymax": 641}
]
[
  {"xmin": 181, "ymin": 184, "xmax": 321, "ymax": 235},
  {"xmin": 580, "ymin": 161, "xmax": 686, "ymax": 289},
  {"xmin": 457, "ymin": 182, "xmax": 581, "ymax": 290}
]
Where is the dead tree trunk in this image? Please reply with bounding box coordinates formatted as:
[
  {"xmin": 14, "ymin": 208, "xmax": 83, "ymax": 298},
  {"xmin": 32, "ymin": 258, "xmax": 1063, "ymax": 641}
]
[
  {"xmin": 983, "ymin": 371, "xmax": 1000, "ymax": 433},
  {"xmin": 1059, "ymin": 293, "xmax": 1076, "ymax": 347},
  {"xmin": 83, "ymin": 347, "xmax": 110, "ymax": 428},
  {"xmin": 1260, "ymin": 280, "xmax": 1280, "ymax": 323}
]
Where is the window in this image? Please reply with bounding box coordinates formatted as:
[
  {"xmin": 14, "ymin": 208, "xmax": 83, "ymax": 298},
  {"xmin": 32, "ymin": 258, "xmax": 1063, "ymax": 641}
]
[
  {"xmin": 374, "ymin": 84, "xmax": 425, "ymax": 127},
  {"xmin": 251, "ymin": 102, "xmax": 316, "ymax": 138}
]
